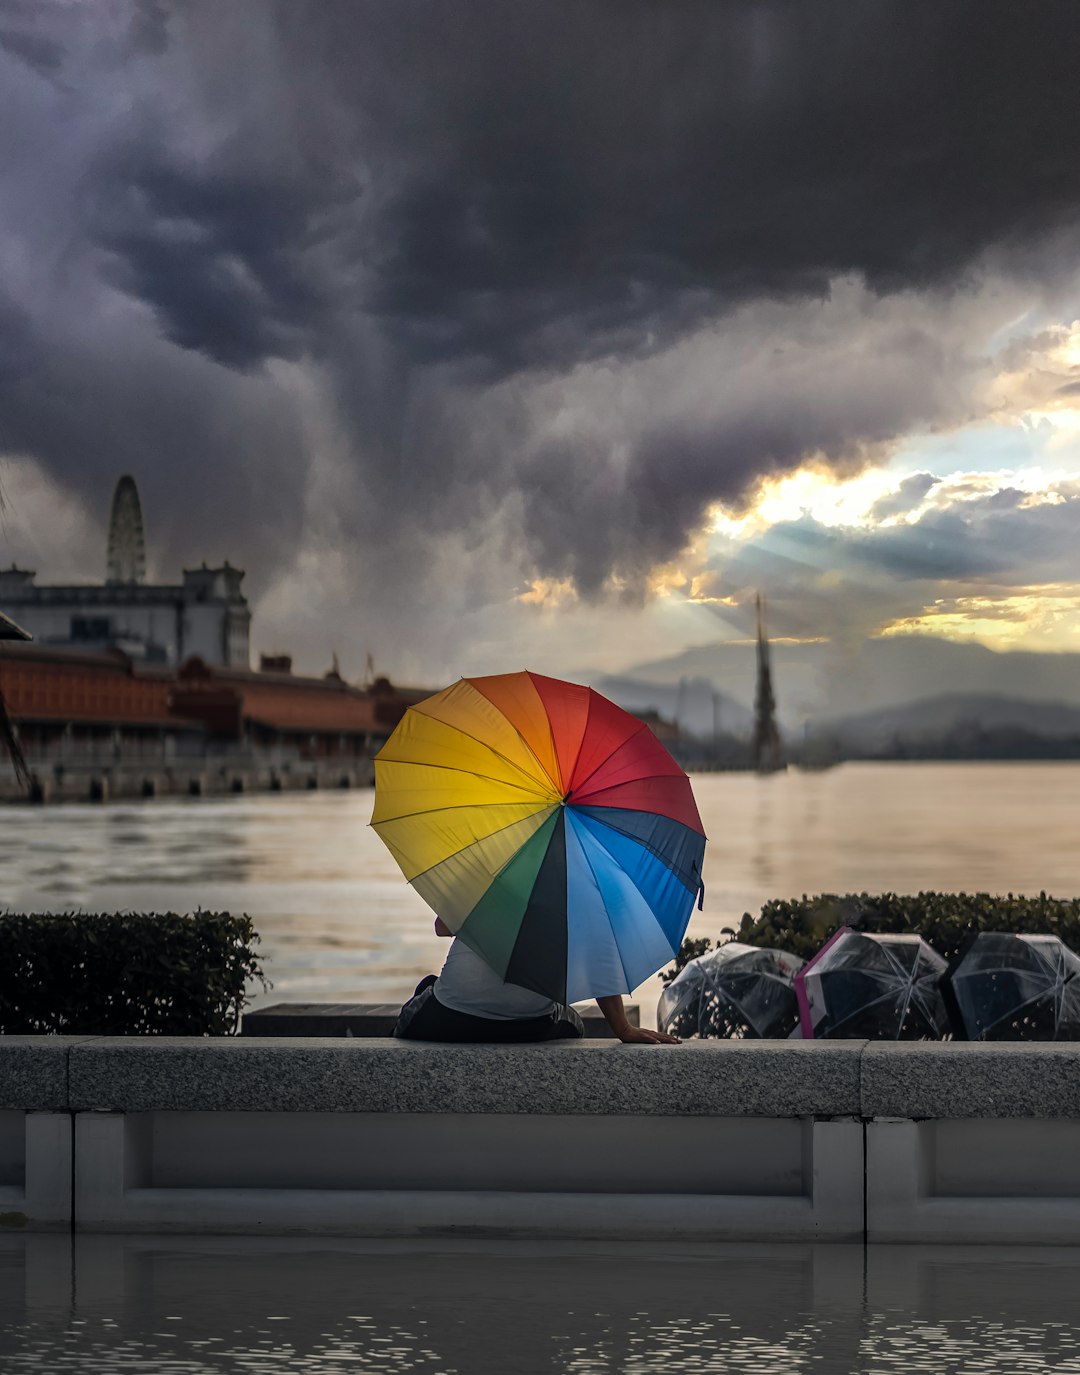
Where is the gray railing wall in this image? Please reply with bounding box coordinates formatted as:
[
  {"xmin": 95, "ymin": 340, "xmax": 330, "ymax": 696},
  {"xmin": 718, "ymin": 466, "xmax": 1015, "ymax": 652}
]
[{"xmin": 3, "ymin": 1038, "xmax": 1080, "ymax": 1242}]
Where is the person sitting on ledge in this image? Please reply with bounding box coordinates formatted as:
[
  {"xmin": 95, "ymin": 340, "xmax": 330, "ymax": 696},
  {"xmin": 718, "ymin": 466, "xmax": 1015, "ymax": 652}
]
[{"xmin": 394, "ymin": 916, "xmax": 680, "ymax": 1045}]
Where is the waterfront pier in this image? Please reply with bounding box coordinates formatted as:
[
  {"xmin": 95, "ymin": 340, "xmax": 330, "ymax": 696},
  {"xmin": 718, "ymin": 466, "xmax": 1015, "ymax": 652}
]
[{"xmin": 0, "ymin": 647, "xmax": 423, "ymax": 802}]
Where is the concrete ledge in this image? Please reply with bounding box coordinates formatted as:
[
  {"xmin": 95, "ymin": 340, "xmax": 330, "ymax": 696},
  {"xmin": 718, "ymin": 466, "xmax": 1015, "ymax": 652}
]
[
  {"xmin": 73, "ymin": 1111, "xmax": 863, "ymax": 1239},
  {"xmin": 0, "ymin": 1112, "xmax": 72, "ymax": 1229},
  {"xmin": 67, "ymin": 1038, "xmax": 866, "ymax": 1116},
  {"xmin": 21, "ymin": 1037, "xmax": 1080, "ymax": 1119},
  {"xmin": 866, "ymin": 1117, "xmax": 1080, "ymax": 1243},
  {"xmin": 6, "ymin": 1037, "xmax": 1080, "ymax": 1240},
  {"xmin": 861, "ymin": 1043, "xmax": 1080, "ymax": 1119},
  {"xmin": 0, "ymin": 1038, "xmax": 73, "ymax": 1112},
  {"xmin": 241, "ymin": 1001, "xmax": 640, "ymax": 1038}
]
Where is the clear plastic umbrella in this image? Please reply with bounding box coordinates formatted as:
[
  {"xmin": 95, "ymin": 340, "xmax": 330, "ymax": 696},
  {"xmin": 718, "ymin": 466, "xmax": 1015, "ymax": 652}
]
[
  {"xmin": 657, "ymin": 942, "xmax": 805, "ymax": 1039},
  {"xmin": 941, "ymin": 932, "xmax": 1080, "ymax": 1041},
  {"xmin": 794, "ymin": 927, "xmax": 950, "ymax": 1040}
]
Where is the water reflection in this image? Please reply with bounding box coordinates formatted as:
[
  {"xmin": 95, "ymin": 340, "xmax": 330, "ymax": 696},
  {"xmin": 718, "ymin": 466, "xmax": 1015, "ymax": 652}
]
[{"xmin": 3, "ymin": 1236, "xmax": 1080, "ymax": 1373}]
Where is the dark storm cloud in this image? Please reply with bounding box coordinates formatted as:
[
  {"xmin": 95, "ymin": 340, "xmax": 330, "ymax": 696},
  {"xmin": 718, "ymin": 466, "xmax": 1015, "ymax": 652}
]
[
  {"xmin": 0, "ymin": 0, "xmax": 65, "ymax": 77},
  {"xmin": 869, "ymin": 473, "xmax": 939, "ymax": 521},
  {"xmin": 4, "ymin": 0, "xmax": 1080, "ymax": 668},
  {"xmin": 81, "ymin": 1, "xmax": 1080, "ymax": 375},
  {"xmin": 696, "ymin": 484, "xmax": 1080, "ymax": 642},
  {"xmin": 94, "ymin": 163, "xmax": 345, "ymax": 369},
  {"xmin": 330, "ymin": 0, "xmax": 1080, "ymax": 369}
]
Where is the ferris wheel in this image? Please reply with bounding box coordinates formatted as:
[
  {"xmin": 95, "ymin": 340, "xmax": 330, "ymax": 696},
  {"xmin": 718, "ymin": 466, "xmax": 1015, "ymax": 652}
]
[{"xmin": 105, "ymin": 475, "xmax": 146, "ymax": 584}]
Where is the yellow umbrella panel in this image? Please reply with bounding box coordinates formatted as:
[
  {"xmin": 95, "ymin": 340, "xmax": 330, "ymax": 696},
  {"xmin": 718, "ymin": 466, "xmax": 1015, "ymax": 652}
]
[{"xmin": 372, "ymin": 680, "xmax": 562, "ymax": 932}]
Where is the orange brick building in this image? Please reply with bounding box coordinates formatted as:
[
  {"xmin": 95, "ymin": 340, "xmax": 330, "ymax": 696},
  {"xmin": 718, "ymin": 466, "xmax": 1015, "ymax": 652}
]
[
  {"xmin": 0, "ymin": 645, "xmax": 184, "ymax": 761},
  {"xmin": 171, "ymin": 657, "xmax": 391, "ymax": 760},
  {"xmin": 0, "ymin": 644, "xmax": 422, "ymax": 790}
]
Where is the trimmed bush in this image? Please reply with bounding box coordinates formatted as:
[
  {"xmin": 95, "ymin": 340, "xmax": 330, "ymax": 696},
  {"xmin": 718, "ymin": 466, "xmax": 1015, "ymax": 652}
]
[
  {"xmin": 0, "ymin": 911, "xmax": 266, "ymax": 1035},
  {"xmin": 665, "ymin": 891, "xmax": 1080, "ymax": 982}
]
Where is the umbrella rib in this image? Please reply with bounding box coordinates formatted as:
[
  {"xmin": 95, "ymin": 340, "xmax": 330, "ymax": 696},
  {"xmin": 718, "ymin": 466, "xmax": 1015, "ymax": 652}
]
[
  {"xmin": 574, "ymin": 769, "xmax": 690, "ymax": 796},
  {"xmin": 405, "ymin": 804, "xmax": 557, "ymax": 886},
  {"xmin": 459, "ymin": 674, "xmax": 564, "ymax": 793},
  {"xmin": 575, "ymin": 811, "xmax": 684, "ymax": 949},
  {"xmin": 973, "ymin": 987, "xmax": 1055, "ymax": 1038},
  {"xmin": 373, "ymin": 799, "xmax": 553, "ymax": 826},
  {"xmin": 956, "ymin": 963, "xmax": 1044, "ymax": 978},
  {"xmin": 570, "ymin": 814, "xmax": 634, "ymax": 994},
  {"xmin": 375, "ymin": 755, "xmax": 558, "ymax": 797},
  {"xmin": 896, "ymin": 967, "xmax": 917, "ymax": 1034},
  {"xmin": 568, "ymin": 721, "xmax": 650, "ymax": 797},
  {"xmin": 379, "ymin": 726, "xmax": 561, "ymax": 803},
  {"xmin": 401, "ymin": 708, "xmax": 561, "ymax": 796},
  {"xmin": 509, "ymin": 674, "xmax": 564, "ymax": 793},
  {"xmin": 572, "ymin": 813, "xmax": 680, "ymax": 993},
  {"xmin": 574, "ymin": 805, "xmax": 702, "ymax": 887}
]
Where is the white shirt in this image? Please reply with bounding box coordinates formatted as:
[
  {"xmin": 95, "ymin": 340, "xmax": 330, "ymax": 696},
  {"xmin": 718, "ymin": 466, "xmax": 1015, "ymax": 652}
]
[{"xmin": 434, "ymin": 938, "xmax": 555, "ymax": 1020}]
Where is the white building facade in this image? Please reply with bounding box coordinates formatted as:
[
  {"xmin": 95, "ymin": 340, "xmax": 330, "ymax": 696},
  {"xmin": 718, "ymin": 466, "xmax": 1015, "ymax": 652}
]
[
  {"xmin": 0, "ymin": 475, "xmax": 252, "ymax": 669},
  {"xmin": 0, "ymin": 563, "xmax": 251, "ymax": 668}
]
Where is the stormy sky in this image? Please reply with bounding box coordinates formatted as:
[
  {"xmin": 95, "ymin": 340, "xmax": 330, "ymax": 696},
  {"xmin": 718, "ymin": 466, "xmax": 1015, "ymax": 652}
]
[{"xmin": 3, "ymin": 0, "xmax": 1080, "ymax": 684}]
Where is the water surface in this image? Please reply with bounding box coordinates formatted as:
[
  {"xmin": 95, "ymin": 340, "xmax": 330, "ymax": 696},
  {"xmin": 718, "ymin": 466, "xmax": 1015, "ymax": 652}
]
[
  {"xmin": 3, "ymin": 1236, "xmax": 1080, "ymax": 1374},
  {"xmin": 4, "ymin": 763, "xmax": 1079, "ymax": 1018}
]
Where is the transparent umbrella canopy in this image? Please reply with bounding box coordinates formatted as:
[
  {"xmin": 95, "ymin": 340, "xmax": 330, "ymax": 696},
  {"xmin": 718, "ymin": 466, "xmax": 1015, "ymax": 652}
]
[
  {"xmin": 942, "ymin": 932, "xmax": 1080, "ymax": 1041},
  {"xmin": 794, "ymin": 927, "xmax": 950, "ymax": 1040},
  {"xmin": 657, "ymin": 942, "xmax": 805, "ymax": 1039}
]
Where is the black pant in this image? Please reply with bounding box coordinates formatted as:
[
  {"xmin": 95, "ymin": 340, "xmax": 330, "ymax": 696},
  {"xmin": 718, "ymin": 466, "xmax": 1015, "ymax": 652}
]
[{"xmin": 394, "ymin": 975, "xmax": 585, "ymax": 1043}]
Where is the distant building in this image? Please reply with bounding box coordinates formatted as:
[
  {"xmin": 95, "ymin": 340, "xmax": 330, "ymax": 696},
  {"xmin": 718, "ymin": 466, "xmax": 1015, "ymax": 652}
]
[
  {"xmin": 629, "ymin": 707, "xmax": 680, "ymax": 744},
  {"xmin": 170, "ymin": 657, "xmax": 391, "ymax": 761},
  {"xmin": 0, "ymin": 643, "xmax": 427, "ymax": 799},
  {"xmin": 0, "ymin": 475, "xmax": 251, "ymax": 667},
  {"xmin": 752, "ymin": 593, "xmax": 785, "ymax": 773},
  {"xmin": 0, "ymin": 643, "xmax": 196, "ymax": 768},
  {"xmin": 0, "ymin": 471, "xmax": 444, "ymax": 798}
]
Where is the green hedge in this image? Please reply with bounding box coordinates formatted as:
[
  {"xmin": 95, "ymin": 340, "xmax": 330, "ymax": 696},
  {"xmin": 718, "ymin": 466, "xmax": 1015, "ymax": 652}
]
[
  {"xmin": 665, "ymin": 891, "xmax": 1080, "ymax": 980},
  {"xmin": 0, "ymin": 911, "xmax": 266, "ymax": 1035}
]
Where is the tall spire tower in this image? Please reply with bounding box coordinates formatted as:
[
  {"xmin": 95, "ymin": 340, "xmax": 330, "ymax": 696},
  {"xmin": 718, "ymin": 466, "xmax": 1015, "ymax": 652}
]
[
  {"xmin": 752, "ymin": 592, "xmax": 784, "ymax": 773},
  {"xmin": 106, "ymin": 475, "xmax": 147, "ymax": 585}
]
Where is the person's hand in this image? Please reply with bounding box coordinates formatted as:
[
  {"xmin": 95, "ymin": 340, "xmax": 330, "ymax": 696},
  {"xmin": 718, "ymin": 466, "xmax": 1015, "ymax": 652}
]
[
  {"xmin": 617, "ymin": 1025, "xmax": 681, "ymax": 1045},
  {"xmin": 595, "ymin": 994, "xmax": 679, "ymax": 1044}
]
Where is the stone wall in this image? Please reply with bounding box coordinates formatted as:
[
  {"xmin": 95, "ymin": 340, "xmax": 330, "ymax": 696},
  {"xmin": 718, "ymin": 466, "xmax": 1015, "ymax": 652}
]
[{"xmin": 2, "ymin": 1037, "xmax": 1079, "ymax": 1242}]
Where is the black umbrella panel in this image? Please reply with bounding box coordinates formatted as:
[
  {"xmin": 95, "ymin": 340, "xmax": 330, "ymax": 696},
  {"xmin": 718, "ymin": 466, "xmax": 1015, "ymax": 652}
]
[
  {"xmin": 942, "ymin": 932, "xmax": 1080, "ymax": 1041},
  {"xmin": 657, "ymin": 942, "xmax": 805, "ymax": 1039},
  {"xmin": 794, "ymin": 927, "xmax": 950, "ymax": 1040}
]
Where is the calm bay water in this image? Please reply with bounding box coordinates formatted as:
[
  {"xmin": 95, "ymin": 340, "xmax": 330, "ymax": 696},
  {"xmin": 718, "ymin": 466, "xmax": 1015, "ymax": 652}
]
[{"xmin": 4, "ymin": 761, "xmax": 1080, "ymax": 1020}]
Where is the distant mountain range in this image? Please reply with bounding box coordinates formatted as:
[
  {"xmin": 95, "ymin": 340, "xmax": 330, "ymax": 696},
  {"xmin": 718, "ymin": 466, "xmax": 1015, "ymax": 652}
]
[
  {"xmin": 808, "ymin": 692, "xmax": 1080, "ymax": 754},
  {"xmin": 593, "ymin": 637, "xmax": 1080, "ymax": 761},
  {"xmin": 594, "ymin": 636, "xmax": 1080, "ymax": 726}
]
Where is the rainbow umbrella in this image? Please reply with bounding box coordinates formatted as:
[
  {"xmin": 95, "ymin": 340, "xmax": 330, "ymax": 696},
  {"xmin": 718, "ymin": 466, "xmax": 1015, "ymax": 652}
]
[{"xmin": 372, "ymin": 672, "xmax": 706, "ymax": 1004}]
